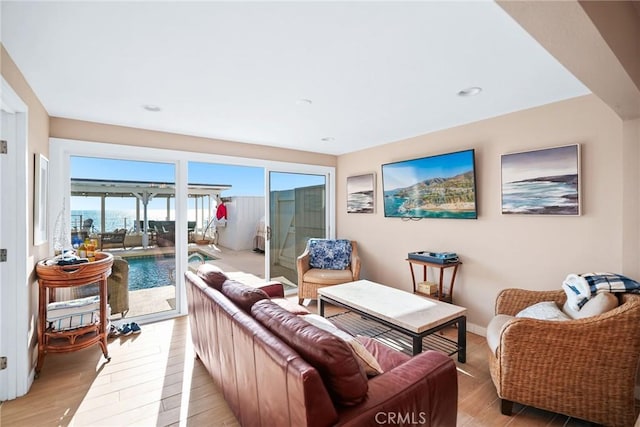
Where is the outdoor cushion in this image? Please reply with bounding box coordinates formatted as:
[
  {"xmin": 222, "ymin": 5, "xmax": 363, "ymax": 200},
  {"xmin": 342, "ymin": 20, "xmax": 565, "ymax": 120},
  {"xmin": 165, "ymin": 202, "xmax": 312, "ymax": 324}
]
[
  {"xmin": 309, "ymin": 239, "xmax": 352, "ymax": 270},
  {"xmin": 251, "ymin": 299, "xmax": 368, "ymax": 406}
]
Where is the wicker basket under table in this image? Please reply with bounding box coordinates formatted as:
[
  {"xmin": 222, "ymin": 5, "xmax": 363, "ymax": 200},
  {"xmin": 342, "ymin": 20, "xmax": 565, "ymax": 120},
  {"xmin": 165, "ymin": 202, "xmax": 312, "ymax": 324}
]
[{"xmin": 35, "ymin": 252, "xmax": 113, "ymax": 375}]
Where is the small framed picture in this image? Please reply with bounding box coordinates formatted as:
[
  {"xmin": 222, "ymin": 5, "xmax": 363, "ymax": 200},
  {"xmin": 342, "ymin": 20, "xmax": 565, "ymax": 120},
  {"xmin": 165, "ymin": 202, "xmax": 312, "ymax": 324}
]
[
  {"xmin": 347, "ymin": 173, "xmax": 375, "ymax": 214},
  {"xmin": 34, "ymin": 153, "xmax": 49, "ymax": 244}
]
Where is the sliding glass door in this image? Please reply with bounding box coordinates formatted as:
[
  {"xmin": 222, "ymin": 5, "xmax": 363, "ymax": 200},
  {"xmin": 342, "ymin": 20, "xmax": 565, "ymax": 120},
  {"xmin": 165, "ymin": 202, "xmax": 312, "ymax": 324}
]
[
  {"xmin": 267, "ymin": 170, "xmax": 330, "ymax": 295},
  {"xmin": 69, "ymin": 157, "xmax": 178, "ymax": 320},
  {"xmin": 52, "ymin": 137, "xmax": 335, "ymax": 321}
]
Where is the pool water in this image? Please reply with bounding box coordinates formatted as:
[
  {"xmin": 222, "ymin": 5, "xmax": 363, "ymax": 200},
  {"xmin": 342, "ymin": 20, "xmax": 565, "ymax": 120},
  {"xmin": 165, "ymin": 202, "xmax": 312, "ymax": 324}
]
[{"xmin": 127, "ymin": 252, "xmax": 216, "ymax": 291}]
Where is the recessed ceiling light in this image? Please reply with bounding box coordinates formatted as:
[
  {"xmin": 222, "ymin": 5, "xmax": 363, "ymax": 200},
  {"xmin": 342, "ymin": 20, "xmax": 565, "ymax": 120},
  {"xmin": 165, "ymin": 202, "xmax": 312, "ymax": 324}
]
[
  {"xmin": 321, "ymin": 137, "xmax": 335, "ymax": 142},
  {"xmin": 457, "ymin": 87, "xmax": 482, "ymax": 97},
  {"xmin": 296, "ymin": 98, "xmax": 313, "ymax": 106},
  {"xmin": 143, "ymin": 104, "xmax": 162, "ymax": 112}
]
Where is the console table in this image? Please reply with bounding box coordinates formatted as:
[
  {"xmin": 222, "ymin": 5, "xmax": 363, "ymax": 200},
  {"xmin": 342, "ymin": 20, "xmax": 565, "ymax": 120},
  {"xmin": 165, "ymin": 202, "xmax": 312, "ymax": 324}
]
[
  {"xmin": 406, "ymin": 258, "xmax": 461, "ymax": 303},
  {"xmin": 35, "ymin": 252, "xmax": 113, "ymax": 375}
]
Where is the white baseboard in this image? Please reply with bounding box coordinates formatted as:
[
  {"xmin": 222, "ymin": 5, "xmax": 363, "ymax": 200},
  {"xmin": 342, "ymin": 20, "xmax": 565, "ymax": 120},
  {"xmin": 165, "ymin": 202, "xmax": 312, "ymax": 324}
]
[{"xmin": 467, "ymin": 321, "xmax": 486, "ymax": 337}]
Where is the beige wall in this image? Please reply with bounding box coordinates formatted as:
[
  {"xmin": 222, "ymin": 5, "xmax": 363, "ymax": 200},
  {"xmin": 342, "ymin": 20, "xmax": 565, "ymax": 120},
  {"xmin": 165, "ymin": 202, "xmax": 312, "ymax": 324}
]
[
  {"xmin": 49, "ymin": 117, "xmax": 336, "ymax": 167},
  {"xmin": 622, "ymin": 117, "xmax": 640, "ymax": 277},
  {"xmin": 337, "ymin": 94, "xmax": 628, "ymax": 331},
  {"xmin": 1, "ymin": 44, "xmax": 50, "ymax": 365}
]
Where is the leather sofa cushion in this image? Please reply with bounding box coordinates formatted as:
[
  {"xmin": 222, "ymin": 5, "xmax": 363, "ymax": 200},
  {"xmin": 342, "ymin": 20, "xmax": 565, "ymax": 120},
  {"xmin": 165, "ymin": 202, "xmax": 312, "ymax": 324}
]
[
  {"xmin": 256, "ymin": 281, "xmax": 285, "ymax": 298},
  {"xmin": 197, "ymin": 264, "xmax": 228, "ymax": 291},
  {"xmin": 221, "ymin": 280, "xmax": 269, "ymax": 312},
  {"xmin": 251, "ymin": 299, "xmax": 368, "ymax": 406},
  {"xmin": 303, "ymin": 268, "xmax": 353, "ymax": 285}
]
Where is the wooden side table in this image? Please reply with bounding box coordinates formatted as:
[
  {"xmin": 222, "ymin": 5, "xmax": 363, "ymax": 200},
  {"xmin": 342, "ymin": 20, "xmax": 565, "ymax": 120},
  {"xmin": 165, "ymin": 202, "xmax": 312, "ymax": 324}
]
[
  {"xmin": 35, "ymin": 252, "xmax": 113, "ymax": 375},
  {"xmin": 406, "ymin": 258, "xmax": 461, "ymax": 303}
]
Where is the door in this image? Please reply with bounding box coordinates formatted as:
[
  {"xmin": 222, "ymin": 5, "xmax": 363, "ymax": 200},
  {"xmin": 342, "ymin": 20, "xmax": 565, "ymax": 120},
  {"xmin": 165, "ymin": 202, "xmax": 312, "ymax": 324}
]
[
  {"xmin": 1, "ymin": 78, "xmax": 30, "ymax": 400},
  {"xmin": 0, "ymin": 109, "xmax": 9, "ymax": 400},
  {"xmin": 266, "ymin": 171, "xmax": 330, "ymax": 294}
]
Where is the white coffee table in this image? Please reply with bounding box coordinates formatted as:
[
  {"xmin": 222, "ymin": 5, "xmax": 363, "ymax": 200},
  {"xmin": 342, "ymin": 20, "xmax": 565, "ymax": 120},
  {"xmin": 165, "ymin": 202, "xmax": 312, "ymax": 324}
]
[{"xmin": 318, "ymin": 279, "xmax": 467, "ymax": 362}]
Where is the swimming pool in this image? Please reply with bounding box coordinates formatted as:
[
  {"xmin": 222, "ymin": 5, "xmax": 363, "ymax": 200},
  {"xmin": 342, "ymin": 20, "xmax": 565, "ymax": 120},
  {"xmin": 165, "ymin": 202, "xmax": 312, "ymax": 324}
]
[{"xmin": 126, "ymin": 252, "xmax": 216, "ymax": 291}]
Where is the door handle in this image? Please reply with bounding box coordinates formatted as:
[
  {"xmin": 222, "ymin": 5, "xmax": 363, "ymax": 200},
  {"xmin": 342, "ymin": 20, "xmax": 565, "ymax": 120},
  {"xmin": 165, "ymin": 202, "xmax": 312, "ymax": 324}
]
[{"xmin": 266, "ymin": 226, "xmax": 271, "ymax": 241}]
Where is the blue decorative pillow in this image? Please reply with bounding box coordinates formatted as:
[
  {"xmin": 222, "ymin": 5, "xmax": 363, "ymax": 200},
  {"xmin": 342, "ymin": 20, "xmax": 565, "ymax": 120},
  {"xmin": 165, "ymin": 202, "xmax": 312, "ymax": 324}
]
[{"xmin": 309, "ymin": 239, "xmax": 352, "ymax": 270}]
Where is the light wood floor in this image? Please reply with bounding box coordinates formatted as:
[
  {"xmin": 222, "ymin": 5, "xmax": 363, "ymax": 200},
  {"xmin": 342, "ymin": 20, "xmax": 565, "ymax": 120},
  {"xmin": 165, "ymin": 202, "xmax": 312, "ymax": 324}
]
[{"xmin": 1, "ymin": 301, "xmax": 597, "ymax": 427}]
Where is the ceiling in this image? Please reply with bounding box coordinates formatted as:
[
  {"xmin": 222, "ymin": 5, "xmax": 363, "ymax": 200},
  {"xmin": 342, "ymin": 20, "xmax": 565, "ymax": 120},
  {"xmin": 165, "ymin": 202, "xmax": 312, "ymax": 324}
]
[{"xmin": 1, "ymin": 1, "xmax": 590, "ymax": 155}]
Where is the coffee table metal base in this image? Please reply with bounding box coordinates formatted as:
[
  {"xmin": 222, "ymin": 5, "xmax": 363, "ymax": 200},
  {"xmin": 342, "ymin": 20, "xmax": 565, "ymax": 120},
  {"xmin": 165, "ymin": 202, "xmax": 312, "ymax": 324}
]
[{"xmin": 319, "ymin": 295, "xmax": 466, "ymax": 363}]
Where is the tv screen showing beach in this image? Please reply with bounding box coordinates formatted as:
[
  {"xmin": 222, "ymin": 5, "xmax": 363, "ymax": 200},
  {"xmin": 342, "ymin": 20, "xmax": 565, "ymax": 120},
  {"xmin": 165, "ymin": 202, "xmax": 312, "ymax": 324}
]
[{"xmin": 381, "ymin": 149, "xmax": 477, "ymax": 219}]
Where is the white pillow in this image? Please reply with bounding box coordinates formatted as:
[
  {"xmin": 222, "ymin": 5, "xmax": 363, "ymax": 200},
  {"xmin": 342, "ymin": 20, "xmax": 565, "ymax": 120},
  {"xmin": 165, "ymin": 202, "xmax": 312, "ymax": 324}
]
[
  {"xmin": 516, "ymin": 301, "xmax": 570, "ymax": 321},
  {"xmin": 300, "ymin": 314, "xmax": 384, "ymax": 376},
  {"xmin": 562, "ymin": 292, "xmax": 618, "ymax": 319}
]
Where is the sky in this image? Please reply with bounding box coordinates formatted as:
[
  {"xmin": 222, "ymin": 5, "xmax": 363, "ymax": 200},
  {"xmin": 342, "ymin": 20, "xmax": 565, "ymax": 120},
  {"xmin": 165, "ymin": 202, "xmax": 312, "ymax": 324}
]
[
  {"xmin": 501, "ymin": 145, "xmax": 578, "ymax": 183},
  {"xmin": 70, "ymin": 156, "xmax": 325, "ymax": 210},
  {"xmin": 382, "ymin": 149, "xmax": 475, "ymax": 190}
]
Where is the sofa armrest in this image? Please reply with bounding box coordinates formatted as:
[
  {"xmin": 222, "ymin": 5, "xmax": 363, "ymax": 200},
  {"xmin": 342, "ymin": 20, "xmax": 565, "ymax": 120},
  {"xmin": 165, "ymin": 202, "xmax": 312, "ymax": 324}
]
[
  {"xmin": 495, "ymin": 288, "xmax": 566, "ymax": 316},
  {"xmin": 256, "ymin": 281, "xmax": 285, "ymax": 298},
  {"xmin": 337, "ymin": 351, "xmax": 457, "ymax": 427}
]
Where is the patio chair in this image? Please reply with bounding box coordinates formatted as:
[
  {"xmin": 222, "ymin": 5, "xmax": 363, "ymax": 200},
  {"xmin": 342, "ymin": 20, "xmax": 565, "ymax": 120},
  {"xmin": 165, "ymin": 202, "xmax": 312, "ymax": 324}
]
[
  {"xmin": 81, "ymin": 218, "xmax": 94, "ymax": 233},
  {"xmin": 70, "ymin": 256, "xmax": 130, "ymax": 317},
  {"xmin": 98, "ymin": 229, "xmax": 127, "ymax": 250},
  {"xmin": 296, "ymin": 239, "xmax": 360, "ymax": 305}
]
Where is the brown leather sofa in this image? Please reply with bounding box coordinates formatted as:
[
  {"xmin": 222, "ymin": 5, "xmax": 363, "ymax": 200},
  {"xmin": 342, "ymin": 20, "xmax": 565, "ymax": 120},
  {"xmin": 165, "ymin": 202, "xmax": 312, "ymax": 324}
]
[{"xmin": 185, "ymin": 264, "xmax": 458, "ymax": 427}]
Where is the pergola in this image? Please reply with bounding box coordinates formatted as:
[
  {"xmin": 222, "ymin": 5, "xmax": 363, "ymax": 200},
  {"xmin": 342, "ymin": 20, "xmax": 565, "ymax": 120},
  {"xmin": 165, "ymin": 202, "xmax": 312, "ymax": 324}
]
[{"xmin": 70, "ymin": 178, "xmax": 231, "ymax": 248}]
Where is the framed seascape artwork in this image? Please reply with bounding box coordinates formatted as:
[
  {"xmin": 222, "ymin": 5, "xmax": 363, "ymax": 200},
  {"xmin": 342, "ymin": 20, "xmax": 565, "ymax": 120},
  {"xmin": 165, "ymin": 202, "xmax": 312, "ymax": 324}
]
[
  {"xmin": 347, "ymin": 173, "xmax": 375, "ymax": 213},
  {"xmin": 34, "ymin": 153, "xmax": 49, "ymax": 244},
  {"xmin": 501, "ymin": 144, "xmax": 580, "ymax": 215}
]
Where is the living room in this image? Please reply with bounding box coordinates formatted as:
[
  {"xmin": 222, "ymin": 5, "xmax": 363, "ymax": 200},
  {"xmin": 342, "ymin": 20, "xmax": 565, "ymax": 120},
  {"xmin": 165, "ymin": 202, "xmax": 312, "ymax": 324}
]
[{"xmin": 1, "ymin": 1, "xmax": 639, "ymax": 426}]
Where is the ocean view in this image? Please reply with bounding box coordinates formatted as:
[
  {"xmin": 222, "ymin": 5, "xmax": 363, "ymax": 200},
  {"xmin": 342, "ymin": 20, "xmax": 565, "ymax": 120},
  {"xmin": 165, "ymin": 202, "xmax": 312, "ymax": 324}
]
[{"xmin": 71, "ymin": 209, "xmax": 206, "ymax": 232}]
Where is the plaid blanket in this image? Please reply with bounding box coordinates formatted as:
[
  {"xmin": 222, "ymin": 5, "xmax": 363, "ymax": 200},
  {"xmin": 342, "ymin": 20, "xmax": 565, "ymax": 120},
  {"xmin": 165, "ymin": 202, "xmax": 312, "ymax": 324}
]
[{"xmin": 562, "ymin": 272, "xmax": 640, "ymax": 311}]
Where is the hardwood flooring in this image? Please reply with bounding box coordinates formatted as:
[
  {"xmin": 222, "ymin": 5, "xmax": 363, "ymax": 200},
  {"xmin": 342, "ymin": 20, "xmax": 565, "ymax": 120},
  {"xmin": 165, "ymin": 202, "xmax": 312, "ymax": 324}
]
[{"xmin": 0, "ymin": 302, "xmax": 602, "ymax": 426}]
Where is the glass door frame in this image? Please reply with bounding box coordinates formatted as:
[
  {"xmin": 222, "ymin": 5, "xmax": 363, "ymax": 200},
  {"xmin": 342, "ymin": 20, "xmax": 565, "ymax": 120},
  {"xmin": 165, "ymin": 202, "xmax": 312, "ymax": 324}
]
[
  {"xmin": 50, "ymin": 139, "xmax": 187, "ymax": 325},
  {"xmin": 264, "ymin": 165, "xmax": 335, "ymax": 283}
]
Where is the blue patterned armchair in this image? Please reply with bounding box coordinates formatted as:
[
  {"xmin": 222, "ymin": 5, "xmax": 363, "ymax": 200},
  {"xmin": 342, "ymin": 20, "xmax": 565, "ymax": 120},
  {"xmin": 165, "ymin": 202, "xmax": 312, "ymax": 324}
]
[{"xmin": 296, "ymin": 239, "xmax": 361, "ymax": 304}]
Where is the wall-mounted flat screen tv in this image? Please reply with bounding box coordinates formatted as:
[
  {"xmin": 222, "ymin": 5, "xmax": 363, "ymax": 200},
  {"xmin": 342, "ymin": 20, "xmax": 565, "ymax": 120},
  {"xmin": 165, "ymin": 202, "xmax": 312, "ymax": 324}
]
[{"xmin": 381, "ymin": 149, "xmax": 477, "ymax": 219}]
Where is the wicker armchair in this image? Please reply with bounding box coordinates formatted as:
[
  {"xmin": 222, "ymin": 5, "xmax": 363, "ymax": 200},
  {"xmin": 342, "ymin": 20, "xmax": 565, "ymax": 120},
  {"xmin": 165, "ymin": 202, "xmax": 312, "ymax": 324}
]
[
  {"xmin": 488, "ymin": 288, "xmax": 640, "ymax": 427},
  {"xmin": 71, "ymin": 256, "xmax": 129, "ymax": 317},
  {"xmin": 296, "ymin": 239, "xmax": 360, "ymax": 305},
  {"xmin": 107, "ymin": 256, "xmax": 129, "ymax": 317}
]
